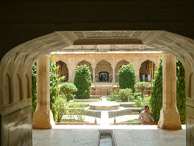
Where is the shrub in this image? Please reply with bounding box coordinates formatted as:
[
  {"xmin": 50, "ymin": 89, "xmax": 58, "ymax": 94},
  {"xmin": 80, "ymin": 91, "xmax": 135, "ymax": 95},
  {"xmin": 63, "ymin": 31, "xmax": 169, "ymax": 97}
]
[
  {"xmin": 60, "ymin": 83, "xmax": 77, "ymax": 102},
  {"xmin": 119, "ymin": 88, "xmax": 133, "ymax": 102},
  {"xmin": 133, "ymin": 92, "xmax": 142, "ymax": 99},
  {"xmin": 118, "ymin": 64, "xmax": 136, "ymax": 91},
  {"xmin": 68, "ymin": 103, "xmax": 88, "ymax": 121},
  {"xmin": 107, "ymin": 91, "xmax": 119, "ymax": 101},
  {"xmin": 50, "ymin": 55, "xmax": 65, "ymax": 121},
  {"xmin": 74, "ymin": 65, "xmax": 92, "ymax": 99},
  {"xmin": 150, "ymin": 58, "xmax": 163, "ymax": 122},
  {"xmin": 56, "ymin": 94, "xmax": 69, "ymax": 122},
  {"xmin": 135, "ymin": 82, "xmax": 151, "ymax": 98},
  {"xmin": 135, "ymin": 95, "xmax": 151, "ymax": 108},
  {"xmin": 107, "ymin": 89, "xmax": 133, "ymax": 102}
]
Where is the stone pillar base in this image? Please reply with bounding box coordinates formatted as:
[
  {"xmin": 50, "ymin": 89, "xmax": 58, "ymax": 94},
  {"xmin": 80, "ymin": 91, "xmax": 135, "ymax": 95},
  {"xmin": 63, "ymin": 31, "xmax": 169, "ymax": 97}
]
[
  {"xmin": 158, "ymin": 108, "xmax": 182, "ymax": 130},
  {"xmin": 33, "ymin": 109, "xmax": 55, "ymax": 129}
]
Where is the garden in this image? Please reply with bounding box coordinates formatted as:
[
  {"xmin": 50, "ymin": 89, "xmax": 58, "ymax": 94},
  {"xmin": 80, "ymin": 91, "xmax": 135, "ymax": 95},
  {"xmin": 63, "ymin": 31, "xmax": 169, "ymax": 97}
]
[{"xmin": 32, "ymin": 56, "xmax": 186, "ymax": 125}]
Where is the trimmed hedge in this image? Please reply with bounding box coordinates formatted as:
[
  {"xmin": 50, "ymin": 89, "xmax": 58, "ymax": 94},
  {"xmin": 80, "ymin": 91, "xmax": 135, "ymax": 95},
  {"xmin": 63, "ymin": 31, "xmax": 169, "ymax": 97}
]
[
  {"xmin": 74, "ymin": 65, "xmax": 92, "ymax": 99},
  {"xmin": 150, "ymin": 58, "xmax": 163, "ymax": 122},
  {"xmin": 150, "ymin": 58, "xmax": 186, "ymax": 123},
  {"xmin": 135, "ymin": 82, "xmax": 151, "ymax": 98},
  {"xmin": 60, "ymin": 83, "xmax": 77, "ymax": 102},
  {"xmin": 118, "ymin": 64, "xmax": 136, "ymax": 91}
]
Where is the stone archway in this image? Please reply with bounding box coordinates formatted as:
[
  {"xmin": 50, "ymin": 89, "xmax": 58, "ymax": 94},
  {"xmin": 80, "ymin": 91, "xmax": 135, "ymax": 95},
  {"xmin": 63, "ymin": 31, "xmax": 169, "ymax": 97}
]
[
  {"xmin": 95, "ymin": 60, "xmax": 113, "ymax": 82},
  {"xmin": 115, "ymin": 60, "xmax": 129, "ymax": 82},
  {"xmin": 56, "ymin": 61, "xmax": 69, "ymax": 82},
  {"xmin": 0, "ymin": 31, "xmax": 194, "ymax": 146},
  {"xmin": 139, "ymin": 60, "xmax": 156, "ymax": 82}
]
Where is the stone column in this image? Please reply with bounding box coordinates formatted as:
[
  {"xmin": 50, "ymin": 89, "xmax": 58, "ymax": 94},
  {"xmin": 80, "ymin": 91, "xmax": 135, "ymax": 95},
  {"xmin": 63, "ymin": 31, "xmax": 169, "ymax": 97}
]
[
  {"xmin": 93, "ymin": 68, "xmax": 95, "ymax": 82},
  {"xmin": 68, "ymin": 65, "xmax": 76, "ymax": 83},
  {"xmin": 134, "ymin": 64, "xmax": 140, "ymax": 82},
  {"xmin": 33, "ymin": 55, "xmax": 54, "ymax": 129},
  {"xmin": 158, "ymin": 52, "xmax": 182, "ymax": 130},
  {"xmin": 113, "ymin": 67, "xmax": 115, "ymax": 83}
]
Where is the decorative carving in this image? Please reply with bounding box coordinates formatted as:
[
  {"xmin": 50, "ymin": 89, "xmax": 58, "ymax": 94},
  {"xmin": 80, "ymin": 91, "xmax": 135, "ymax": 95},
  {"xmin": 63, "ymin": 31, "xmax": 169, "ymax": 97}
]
[
  {"xmin": 3, "ymin": 73, "xmax": 11, "ymax": 104},
  {"xmin": 26, "ymin": 74, "xmax": 30, "ymax": 98},
  {"xmin": 17, "ymin": 73, "xmax": 23, "ymax": 100}
]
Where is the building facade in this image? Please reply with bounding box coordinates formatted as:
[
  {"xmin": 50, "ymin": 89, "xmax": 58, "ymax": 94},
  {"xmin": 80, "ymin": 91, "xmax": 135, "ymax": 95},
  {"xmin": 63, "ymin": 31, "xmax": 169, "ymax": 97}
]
[{"xmin": 52, "ymin": 52, "xmax": 161, "ymax": 95}]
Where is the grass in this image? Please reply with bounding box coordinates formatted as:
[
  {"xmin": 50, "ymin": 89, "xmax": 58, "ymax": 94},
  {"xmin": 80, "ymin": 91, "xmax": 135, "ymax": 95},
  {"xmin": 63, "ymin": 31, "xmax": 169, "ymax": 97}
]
[
  {"xmin": 121, "ymin": 119, "xmax": 141, "ymax": 123},
  {"xmin": 60, "ymin": 119, "xmax": 88, "ymax": 123}
]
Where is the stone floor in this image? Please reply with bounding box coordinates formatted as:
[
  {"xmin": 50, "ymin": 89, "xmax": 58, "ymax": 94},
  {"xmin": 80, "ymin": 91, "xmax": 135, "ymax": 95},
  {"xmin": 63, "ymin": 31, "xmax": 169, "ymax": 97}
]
[{"xmin": 33, "ymin": 125, "xmax": 186, "ymax": 146}]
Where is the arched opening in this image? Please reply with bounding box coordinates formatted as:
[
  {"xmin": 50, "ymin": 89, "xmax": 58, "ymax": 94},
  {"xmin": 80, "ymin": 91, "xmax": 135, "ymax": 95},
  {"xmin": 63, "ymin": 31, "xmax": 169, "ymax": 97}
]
[
  {"xmin": 56, "ymin": 61, "xmax": 69, "ymax": 82},
  {"xmin": 77, "ymin": 60, "xmax": 93, "ymax": 81},
  {"xmin": 95, "ymin": 60, "xmax": 113, "ymax": 82},
  {"xmin": 99, "ymin": 71, "xmax": 109, "ymax": 82},
  {"xmin": 115, "ymin": 60, "xmax": 129, "ymax": 82},
  {"xmin": 0, "ymin": 31, "xmax": 193, "ymax": 146},
  {"xmin": 139, "ymin": 60, "xmax": 156, "ymax": 82}
]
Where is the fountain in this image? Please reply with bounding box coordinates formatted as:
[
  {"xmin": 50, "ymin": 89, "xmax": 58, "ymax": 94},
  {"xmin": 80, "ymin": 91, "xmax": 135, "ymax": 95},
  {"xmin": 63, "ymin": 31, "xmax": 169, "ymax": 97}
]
[{"xmin": 89, "ymin": 97, "xmax": 120, "ymax": 110}]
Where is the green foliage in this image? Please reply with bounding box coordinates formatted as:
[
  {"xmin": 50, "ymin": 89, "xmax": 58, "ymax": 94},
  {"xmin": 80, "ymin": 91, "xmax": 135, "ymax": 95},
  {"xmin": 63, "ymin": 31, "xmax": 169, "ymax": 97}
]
[
  {"xmin": 176, "ymin": 59, "xmax": 186, "ymax": 124},
  {"xmin": 56, "ymin": 94, "xmax": 69, "ymax": 122},
  {"xmin": 68, "ymin": 103, "xmax": 88, "ymax": 121},
  {"xmin": 135, "ymin": 95, "xmax": 151, "ymax": 108},
  {"xmin": 150, "ymin": 58, "xmax": 163, "ymax": 122},
  {"xmin": 107, "ymin": 91, "xmax": 120, "ymax": 101},
  {"xmin": 107, "ymin": 89, "xmax": 133, "ymax": 102},
  {"xmin": 135, "ymin": 82, "xmax": 151, "ymax": 98},
  {"xmin": 60, "ymin": 83, "xmax": 77, "ymax": 102},
  {"xmin": 74, "ymin": 65, "xmax": 92, "ymax": 99},
  {"xmin": 32, "ymin": 62, "xmax": 37, "ymax": 117},
  {"xmin": 49, "ymin": 55, "xmax": 64, "ymax": 121},
  {"xmin": 133, "ymin": 92, "xmax": 142, "ymax": 99},
  {"xmin": 118, "ymin": 64, "xmax": 136, "ymax": 91},
  {"xmin": 119, "ymin": 88, "xmax": 133, "ymax": 102},
  {"xmin": 150, "ymin": 58, "xmax": 186, "ymax": 123}
]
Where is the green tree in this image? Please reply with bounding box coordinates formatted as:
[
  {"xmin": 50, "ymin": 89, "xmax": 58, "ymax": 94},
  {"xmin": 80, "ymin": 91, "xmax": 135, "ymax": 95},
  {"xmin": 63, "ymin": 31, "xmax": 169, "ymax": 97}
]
[
  {"xmin": 60, "ymin": 83, "xmax": 77, "ymax": 102},
  {"xmin": 150, "ymin": 58, "xmax": 186, "ymax": 123},
  {"xmin": 49, "ymin": 55, "xmax": 64, "ymax": 121},
  {"xmin": 74, "ymin": 65, "xmax": 92, "ymax": 99},
  {"xmin": 32, "ymin": 62, "xmax": 37, "ymax": 117},
  {"xmin": 176, "ymin": 59, "xmax": 186, "ymax": 124},
  {"xmin": 135, "ymin": 82, "xmax": 151, "ymax": 98},
  {"xmin": 150, "ymin": 58, "xmax": 163, "ymax": 122},
  {"xmin": 118, "ymin": 64, "xmax": 136, "ymax": 91}
]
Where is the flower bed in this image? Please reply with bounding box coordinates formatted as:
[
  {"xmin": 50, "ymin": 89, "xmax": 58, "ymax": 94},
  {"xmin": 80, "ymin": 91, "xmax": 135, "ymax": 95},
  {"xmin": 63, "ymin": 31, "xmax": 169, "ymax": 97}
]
[{"xmin": 55, "ymin": 119, "xmax": 97, "ymax": 125}]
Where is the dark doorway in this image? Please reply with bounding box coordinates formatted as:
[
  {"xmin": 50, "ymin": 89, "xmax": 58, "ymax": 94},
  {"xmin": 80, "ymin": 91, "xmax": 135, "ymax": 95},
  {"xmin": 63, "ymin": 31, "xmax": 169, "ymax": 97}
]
[{"xmin": 99, "ymin": 72, "xmax": 109, "ymax": 82}]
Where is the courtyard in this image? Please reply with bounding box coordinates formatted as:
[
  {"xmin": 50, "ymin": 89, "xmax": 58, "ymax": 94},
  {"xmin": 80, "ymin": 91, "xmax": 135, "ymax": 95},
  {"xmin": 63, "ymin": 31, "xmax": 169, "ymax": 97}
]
[
  {"xmin": 33, "ymin": 125, "xmax": 186, "ymax": 146},
  {"xmin": 0, "ymin": 30, "xmax": 193, "ymax": 146}
]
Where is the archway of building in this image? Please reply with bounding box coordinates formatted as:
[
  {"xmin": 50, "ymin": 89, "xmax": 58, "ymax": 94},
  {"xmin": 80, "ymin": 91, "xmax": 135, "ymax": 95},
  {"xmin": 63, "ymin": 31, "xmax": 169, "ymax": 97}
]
[
  {"xmin": 95, "ymin": 60, "xmax": 113, "ymax": 82},
  {"xmin": 139, "ymin": 60, "xmax": 156, "ymax": 82},
  {"xmin": 0, "ymin": 31, "xmax": 194, "ymax": 146},
  {"xmin": 115, "ymin": 60, "xmax": 129, "ymax": 82},
  {"xmin": 56, "ymin": 61, "xmax": 69, "ymax": 82},
  {"xmin": 77, "ymin": 60, "xmax": 93, "ymax": 81}
]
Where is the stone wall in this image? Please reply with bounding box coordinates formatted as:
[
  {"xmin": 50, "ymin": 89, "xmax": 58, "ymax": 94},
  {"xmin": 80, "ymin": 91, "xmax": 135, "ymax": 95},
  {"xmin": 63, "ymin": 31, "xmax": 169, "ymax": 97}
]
[{"xmin": 0, "ymin": 1, "xmax": 194, "ymax": 61}]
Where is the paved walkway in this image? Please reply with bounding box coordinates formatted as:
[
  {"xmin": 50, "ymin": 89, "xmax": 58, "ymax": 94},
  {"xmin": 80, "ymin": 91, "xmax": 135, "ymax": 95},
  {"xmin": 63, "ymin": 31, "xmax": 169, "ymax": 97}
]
[{"xmin": 33, "ymin": 125, "xmax": 186, "ymax": 146}]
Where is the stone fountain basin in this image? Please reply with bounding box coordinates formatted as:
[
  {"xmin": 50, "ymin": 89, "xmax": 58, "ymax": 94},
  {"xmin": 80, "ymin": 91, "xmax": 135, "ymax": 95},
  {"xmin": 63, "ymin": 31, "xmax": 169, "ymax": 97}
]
[{"xmin": 89, "ymin": 102, "xmax": 120, "ymax": 110}]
